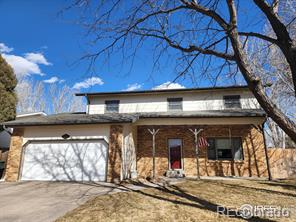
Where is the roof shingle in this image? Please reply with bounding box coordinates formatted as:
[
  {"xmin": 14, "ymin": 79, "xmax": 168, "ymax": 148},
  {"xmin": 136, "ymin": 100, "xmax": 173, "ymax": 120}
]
[{"xmin": 1, "ymin": 109, "xmax": 266, "ymax": 127}]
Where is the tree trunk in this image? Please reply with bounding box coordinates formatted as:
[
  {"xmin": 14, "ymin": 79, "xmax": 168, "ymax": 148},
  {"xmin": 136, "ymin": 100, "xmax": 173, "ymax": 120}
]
[
  {"xmin": 226, "ymin": 0, "xmax": 296, "ymax": 142},
  {"xmin": 253, "ymin": 0, "xmax": 296, "ymax": 95}
]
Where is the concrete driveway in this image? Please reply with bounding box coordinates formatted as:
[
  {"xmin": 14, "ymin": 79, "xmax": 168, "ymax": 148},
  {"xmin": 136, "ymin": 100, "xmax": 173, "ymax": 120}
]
[{"xmin": 0, "ymin": 181, "xmax": 128, "ymax": 222}]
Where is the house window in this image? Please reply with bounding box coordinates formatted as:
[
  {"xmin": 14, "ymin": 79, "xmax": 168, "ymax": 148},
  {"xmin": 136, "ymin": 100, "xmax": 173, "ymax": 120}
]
[
  {"xmin": 223, "ymin": 95, "xmax": 241, "ymax": 109},
  {"xmin": 207, "ymin": 137, "xmax": 243, "ymax": 160},
  {"xmin": 105, "ymin": 100, "xmax": 120, "ymax": 113},
  {"xmin": 168, "ymin": 98, "xmax": 183, "ymax": 111}
]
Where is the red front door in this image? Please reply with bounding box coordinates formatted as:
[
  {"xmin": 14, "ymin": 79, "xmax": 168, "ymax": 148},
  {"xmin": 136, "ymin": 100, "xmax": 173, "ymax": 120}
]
[{"xmin": 169, "ymin": 139, "xmax": 182, "ymax": 169}]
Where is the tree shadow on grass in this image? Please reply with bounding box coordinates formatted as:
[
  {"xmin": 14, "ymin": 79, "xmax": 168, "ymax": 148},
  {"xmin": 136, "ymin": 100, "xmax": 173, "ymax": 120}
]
[
  {"xmin": 121, "ymin": 180, "xmax": 276, "ymax": 222},
  {"xmin": 258, "ymin": 181, "xmax": 296, "ymax": 192},
  {"xmin": 210, "ymin": 181, "xmax": 296, "ymax": 198}
]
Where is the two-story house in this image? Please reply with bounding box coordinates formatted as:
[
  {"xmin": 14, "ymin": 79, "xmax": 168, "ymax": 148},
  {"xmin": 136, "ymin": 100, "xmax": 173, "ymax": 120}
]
[{"xmin": 2, "ymin": 85, "xmax": 269, "ymax": 182}]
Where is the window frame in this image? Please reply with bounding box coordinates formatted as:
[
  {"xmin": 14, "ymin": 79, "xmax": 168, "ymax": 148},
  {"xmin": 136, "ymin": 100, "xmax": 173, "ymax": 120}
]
[
  {"xmin": 105, "ymin": 100, "xmax": 120, "ymax": 113},
  {"xmin": 223, "ymin": 95, "xmax": 241, "ymax": 109},
  {"xmin": 167, "ymin": 97, "xmax": 183, "ymax": 111},
  {"xmin": 207, "ymin": 137, "xmax": 243, "ymax": 161}
]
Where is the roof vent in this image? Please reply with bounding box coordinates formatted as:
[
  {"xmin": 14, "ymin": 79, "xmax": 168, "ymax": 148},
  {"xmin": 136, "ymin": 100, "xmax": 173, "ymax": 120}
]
[{"xmin": 61, "ymin": 134, "xmax": 70, "ymax": 140}]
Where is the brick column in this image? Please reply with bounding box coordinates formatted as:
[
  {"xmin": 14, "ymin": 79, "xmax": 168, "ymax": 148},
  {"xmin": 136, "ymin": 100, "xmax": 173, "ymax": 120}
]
[
  {"xmin": 107, "ymin": 125, "xmax": 123, "ymax": 182},
  {"xmin": 5, "ymin": 128, "xmax": 24, "ymax": 182}
]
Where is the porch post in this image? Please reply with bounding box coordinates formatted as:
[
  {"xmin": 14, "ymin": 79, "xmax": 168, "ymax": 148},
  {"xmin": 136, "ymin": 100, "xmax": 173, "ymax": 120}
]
[
  {"xmin": 189, "ymin": 128, "xmax": 203, "ymax": 180},
  {"xmin": 148, "ymin": 128, "xmax": 160, "ymax": 179},
  {"xmin": 259, "ymin": 124, "xmax": 272, "ymax": 181}
]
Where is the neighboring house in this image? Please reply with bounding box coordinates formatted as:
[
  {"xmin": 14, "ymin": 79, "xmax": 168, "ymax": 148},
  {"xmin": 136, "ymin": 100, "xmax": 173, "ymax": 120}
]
[
  {"xmin": 0, "ymin": 129, "xmax": 11, "ymax": 150},
  {"xmin": 0, "ymin": 128, "xmax": 11, "ymax": 179},
  {"xmin": 2, "ymin": 86, "xmax": 269, "ymax": 182}
]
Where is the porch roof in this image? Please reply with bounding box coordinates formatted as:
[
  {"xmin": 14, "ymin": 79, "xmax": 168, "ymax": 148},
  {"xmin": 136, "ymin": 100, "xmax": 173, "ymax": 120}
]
[
  {"xmin": 1, "ymin": 109, "xmax": 265, "ymax": 127},
  {"xmin": 139, "ymin": 109, "xmax": 265, "ymax": 118}
]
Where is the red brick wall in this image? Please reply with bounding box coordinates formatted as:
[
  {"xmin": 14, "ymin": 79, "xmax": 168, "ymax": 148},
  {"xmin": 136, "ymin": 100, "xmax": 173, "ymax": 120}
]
[
  {"xmin": 137, "ymin": 125, "xmax": 268, "ymax": 178},
  {"xmin": 5, "ymin": 128, "xmax": 24, "ymax": 182},
  {"xmin": 107, "ymin": 125, "xmax": 123, "ymax": 182}
]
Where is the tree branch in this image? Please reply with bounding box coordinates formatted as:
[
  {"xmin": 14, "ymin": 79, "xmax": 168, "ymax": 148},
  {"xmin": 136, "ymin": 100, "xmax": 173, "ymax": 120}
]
[
  {"xmin": 131, "ymin": 30, "xmax": 235, "ymax": 60},
  {"xmin": 181, "ymin": 0, "xmax": 228, "ymax": 30},
  {"xmin": 238, "ymin": 32, "xmax": 278, "ymax": 45},
  {"xmin": 253, "ymin": 0, "xmax": 296, "ymax": 94},
  {"xmin": 253, "ymin": 0, "xmax": 293, "ymax": 44},
  {"xmin": 226, "ymin": 0, "xmax": 296, "ymax": 141}
]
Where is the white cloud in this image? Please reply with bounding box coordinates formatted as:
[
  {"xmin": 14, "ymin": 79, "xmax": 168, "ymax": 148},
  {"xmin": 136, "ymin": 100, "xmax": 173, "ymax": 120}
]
[
  {"xmin": 123, "ymin": 83, "xmax": 142, "ymax": 91},
  {"xmin": 152, "ymin": 81, "xmax": 186, "ymax": 90},
  {"xmin": 0, "ymin": 43, "xmax": 13, "ymax": 53},
  {"xmin": 43, "ymin": 76, "xmax": 61, "ymax": 84},
  {"xmin": 24, "ymin": 52, "xmax": 51, "ymax": 65},
  {"xmin": 1, "ymin": 45, "xmax": 51, "ymax": 78},
  {"xmin": 73, "ymin": 77, "xmax": 104, "ymax": 90},
  {"xmin": 2, "ymin": 54, "xmax": 43, "ymax": 77}
]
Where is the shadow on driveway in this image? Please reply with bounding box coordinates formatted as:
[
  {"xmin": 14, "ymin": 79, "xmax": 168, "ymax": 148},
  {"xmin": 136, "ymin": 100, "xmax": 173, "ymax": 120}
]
[{"xmin": 0, "ymin": 181, "xmax": 127, "ymax": 222}]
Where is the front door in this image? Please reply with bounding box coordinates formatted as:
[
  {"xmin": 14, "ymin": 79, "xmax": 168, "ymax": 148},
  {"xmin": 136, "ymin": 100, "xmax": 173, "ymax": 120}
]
[{"xmin": 168, "ymin": 139, "xmax": 182, "ymax": 169}]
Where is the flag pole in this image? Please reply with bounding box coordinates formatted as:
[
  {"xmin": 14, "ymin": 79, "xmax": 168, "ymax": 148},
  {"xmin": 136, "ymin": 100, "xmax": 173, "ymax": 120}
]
[{"xmin": 189, "ymin": 128, "xmax": 203, "ymax": 180}]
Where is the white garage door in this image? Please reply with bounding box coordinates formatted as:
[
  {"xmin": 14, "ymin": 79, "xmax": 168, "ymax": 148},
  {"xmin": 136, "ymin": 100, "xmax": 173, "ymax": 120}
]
[{"xmin": 21, "ymin": 140, "xmax": 108, "ymax": 181}]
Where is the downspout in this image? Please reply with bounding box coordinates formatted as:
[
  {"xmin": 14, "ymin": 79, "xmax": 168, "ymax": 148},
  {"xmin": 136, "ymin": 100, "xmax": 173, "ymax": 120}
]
[{"xmin": 261, "ymin": 120, "xmax": 272, "ymax": 181}]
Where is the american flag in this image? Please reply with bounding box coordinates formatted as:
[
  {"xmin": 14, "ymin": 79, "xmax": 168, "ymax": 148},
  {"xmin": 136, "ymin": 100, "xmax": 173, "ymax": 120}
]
[{"xmin": 198, "ymin": 135, "xmax": 209, "ymax": 148}]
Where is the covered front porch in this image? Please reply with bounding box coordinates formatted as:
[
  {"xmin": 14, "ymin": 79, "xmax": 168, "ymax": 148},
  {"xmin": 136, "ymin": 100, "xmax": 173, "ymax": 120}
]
[{"xmin": 132, "ymin": 120, "xmax": 268, "ymax": 179}]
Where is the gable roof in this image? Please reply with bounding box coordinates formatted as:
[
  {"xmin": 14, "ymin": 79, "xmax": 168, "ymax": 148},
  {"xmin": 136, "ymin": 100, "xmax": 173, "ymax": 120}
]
[
  {"xmin": 76, "ymin": 85, "xmax": 250, "ymax": 97},
  {"xmin": 1, "ymin": 109, "xmax": 265, "ymax": 127}
]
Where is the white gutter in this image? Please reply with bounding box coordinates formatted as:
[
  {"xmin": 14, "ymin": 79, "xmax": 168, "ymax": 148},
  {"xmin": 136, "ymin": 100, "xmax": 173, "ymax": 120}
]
[{"xmin": 16, "ymin": 112, "xmax": 47, "ymax": 118}]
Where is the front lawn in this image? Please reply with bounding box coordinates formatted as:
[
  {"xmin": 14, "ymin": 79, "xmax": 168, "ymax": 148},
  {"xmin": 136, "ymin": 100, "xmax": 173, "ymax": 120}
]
[{"xmin": 56, "ymin": 178, "xmax": 296, "ymax": 222}]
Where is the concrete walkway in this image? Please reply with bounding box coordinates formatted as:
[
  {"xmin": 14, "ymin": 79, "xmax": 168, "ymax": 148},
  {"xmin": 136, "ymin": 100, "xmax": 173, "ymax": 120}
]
[{"xmin": 0, "ymin": 181, "xmax": 132, "ymax": 222}]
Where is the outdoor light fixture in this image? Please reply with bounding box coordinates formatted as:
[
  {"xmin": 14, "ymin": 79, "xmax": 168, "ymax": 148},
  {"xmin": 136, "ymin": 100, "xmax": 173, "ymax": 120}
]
[{"xmin": 61, "ymin": 134, "xmax": 70, "ymax": 139}]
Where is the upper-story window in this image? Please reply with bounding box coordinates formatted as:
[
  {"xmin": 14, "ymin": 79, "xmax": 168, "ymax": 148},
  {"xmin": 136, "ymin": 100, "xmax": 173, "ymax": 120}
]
[
  {"xmin": 223, "ymin": 95, "xmax": 241, "ymax": 109},
  {"xmin": 105, "ymin": 100, "xmax": 120, "ymax": 113},
  {"xmin": 167, "ymin": 98, "xmax": 183, "ymax": 111}
]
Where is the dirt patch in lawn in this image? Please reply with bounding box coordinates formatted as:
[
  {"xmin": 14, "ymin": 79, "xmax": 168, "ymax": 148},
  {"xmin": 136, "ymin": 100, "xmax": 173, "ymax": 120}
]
[{"xmin": 56, "ymin": 178, "xmax": 296, "ymax": 222}]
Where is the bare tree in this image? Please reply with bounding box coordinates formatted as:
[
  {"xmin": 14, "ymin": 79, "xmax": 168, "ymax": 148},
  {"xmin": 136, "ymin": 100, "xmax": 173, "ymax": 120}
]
[
  {"xmin": 67, "ymin": 0, "xmax": 296, "ymax": 142},
  {"xmin": 16, "ymin": 78, "xmax": 46, "ymax": 114},
  {"xmin": 48, "ymin": 84, "xmax": 84, "ymax": 114},
  {"xmin": 16, "ymin": 78, "xmax": 84, "ymax": 114},
  {"xmin": 248, "ymin": 0, "xmax": 296, "ymax": 147}
]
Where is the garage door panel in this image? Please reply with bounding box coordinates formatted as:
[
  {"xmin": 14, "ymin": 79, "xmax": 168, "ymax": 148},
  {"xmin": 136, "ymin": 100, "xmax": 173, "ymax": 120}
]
[{"xmin": 21, "ymin": 140, "xmax": 108, "ymax": 181}]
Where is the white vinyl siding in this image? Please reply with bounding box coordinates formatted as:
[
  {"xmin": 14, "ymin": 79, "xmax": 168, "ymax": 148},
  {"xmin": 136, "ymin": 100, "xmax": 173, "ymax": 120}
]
[{"xmin": 88, "ymin": 90, "xmax": 260, "ymax": 114}]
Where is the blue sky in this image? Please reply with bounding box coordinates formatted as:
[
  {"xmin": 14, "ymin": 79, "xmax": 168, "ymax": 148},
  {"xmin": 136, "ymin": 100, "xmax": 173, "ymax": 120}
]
[
  {"xmin": 0, "ymin": 0, "xmax": 265, "ymax": 93},
  {"xmin": 0, "ymin": 0, "xmax": 190, "ymax": 92}
]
